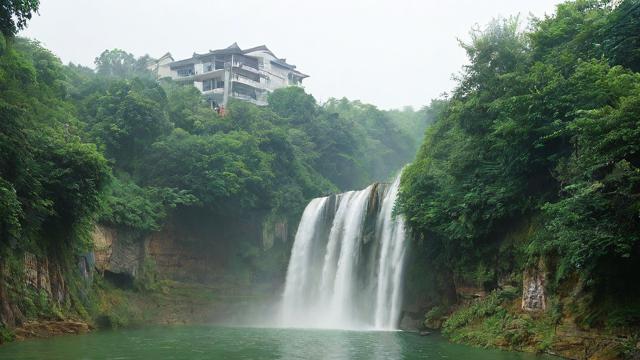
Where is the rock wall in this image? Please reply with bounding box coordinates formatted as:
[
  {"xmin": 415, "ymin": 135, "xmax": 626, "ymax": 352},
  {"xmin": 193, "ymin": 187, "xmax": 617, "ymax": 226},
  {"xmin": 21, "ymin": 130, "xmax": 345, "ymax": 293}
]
[
  {"xmin": 23, "ymin": 253, "xmax": 52, "ymax": 298},
  {"xmin": 92, "ymin": 226, "xmax": 117, "ymax": 274},
  {"xmin": 92, "ymin": 213, "xmax": 291, "ymax": 284},
  {"xmin": 262, "ymin": 219, "xmax": 288, "ymax": 250},
  {"xmin": 92, "ymin": 226, "xmax": 144, "ymax": 278},
  {"xmin": 0, "ymin": 261, "xmax": 24, "ymax": 329},
  {"xmin": 0, "ymin": 250, "xmax": 93, "ymax": 330},
  {"xmin": 145, "ymin": 224, "xmax": 224, "ymax": 282},
  {"xmin": 1, "ymin": 212, "xmax": 290, "ymax": 338},
  {"xmin": 522, "ymin": 262, "xmax": 547, "ymax": 312}
]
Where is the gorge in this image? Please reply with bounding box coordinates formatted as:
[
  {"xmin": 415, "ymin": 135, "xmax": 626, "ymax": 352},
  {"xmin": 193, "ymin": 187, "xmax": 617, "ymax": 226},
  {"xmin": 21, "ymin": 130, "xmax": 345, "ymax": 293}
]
[{"xmin": 1, "ymin": 0, "xmax": 640, "ymax": 359}]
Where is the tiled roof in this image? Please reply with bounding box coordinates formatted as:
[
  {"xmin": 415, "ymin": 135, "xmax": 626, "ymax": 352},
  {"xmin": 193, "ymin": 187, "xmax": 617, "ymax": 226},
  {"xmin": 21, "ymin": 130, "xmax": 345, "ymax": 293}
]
[{"xmin": 170, "ymin": 43, "xmax": 306, "ymax": 77}]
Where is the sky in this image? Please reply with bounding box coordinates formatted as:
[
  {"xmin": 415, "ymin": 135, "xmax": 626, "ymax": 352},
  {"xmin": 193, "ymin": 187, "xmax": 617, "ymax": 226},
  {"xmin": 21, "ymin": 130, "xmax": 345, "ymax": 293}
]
[{"xmin": 20, "ymin": 0, "xmax": 563, "ymax": 109}]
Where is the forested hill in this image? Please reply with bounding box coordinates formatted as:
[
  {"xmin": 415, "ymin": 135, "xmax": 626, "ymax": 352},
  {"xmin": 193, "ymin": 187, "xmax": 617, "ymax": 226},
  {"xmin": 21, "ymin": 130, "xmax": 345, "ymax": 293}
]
[
  {"xmin": 399, "ymin": 0, "xmax": 640, "ymax": 355},
  {"xmin": 0, "ymin": 9, "xmax": 433, "ymax": 336},
  {"xmin": 0, "ymin": 36, "xmax": 429, "ymax": 245}
]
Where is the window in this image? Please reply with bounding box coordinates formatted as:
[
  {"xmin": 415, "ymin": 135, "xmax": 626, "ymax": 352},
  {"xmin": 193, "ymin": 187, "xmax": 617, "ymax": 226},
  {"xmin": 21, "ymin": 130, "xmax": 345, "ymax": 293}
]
[
  {"xmin": 203, "ymin": 79, "xmax": 213, "ymax": 91},
  {"xmin": 176, "ymin": 67, "xmax": 194, "ymax": 77},
  {"xmin": 203, "ymin": 79, "xmax": 224, "ymax": 91}
]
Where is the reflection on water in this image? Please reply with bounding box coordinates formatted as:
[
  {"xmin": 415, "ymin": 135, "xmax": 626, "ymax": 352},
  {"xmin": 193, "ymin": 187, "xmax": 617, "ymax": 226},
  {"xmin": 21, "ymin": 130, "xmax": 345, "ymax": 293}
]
[{"xmin": 0, "ymin": 325, "xmax": 559, "ymax": 360}]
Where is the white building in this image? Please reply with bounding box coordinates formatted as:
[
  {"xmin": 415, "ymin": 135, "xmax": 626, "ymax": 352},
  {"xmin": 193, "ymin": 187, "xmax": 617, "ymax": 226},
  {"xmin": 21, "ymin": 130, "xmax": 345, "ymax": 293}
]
[{"xmin": 149, "ymin": 43, "xmax": 308, "ymax": 106}]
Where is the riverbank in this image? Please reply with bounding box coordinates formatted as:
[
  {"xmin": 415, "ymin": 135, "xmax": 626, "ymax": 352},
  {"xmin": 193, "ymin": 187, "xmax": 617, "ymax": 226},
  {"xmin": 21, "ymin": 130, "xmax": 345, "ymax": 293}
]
[
  {"xmin": 4, "ymin": 285, "xmax": 636, "ymax": 360},
  {"xmin": 423, "ymin": 288, "xmax": 640, "ymax": 360},
  {"xmin": 0, "ymin": 274, "xmax": 274, "ymax": 345},
  {"xmin": 13, "ymin": 320, "xmax": 92, "ymax": 342}
]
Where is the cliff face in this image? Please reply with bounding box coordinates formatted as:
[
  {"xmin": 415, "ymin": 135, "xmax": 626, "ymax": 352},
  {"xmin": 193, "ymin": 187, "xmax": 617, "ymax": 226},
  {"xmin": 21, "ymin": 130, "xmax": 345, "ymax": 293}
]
[
  {"xmin": 0, "ymin": 211, "xmax": 291, "ymax": 342},
  {"xmin": 403, "ymin": 219, "xmax": 639, "ymax": 360},
  {"xmin": 93, "ymin": 226, "xmax": 142, "ymax": 279},
  {"xmin": 93, "ymin": 211, "xmax": 291, "ymax": 284},
  {"xmin": 0, "ymin": 249, "xmax": 94, "ymax": 342},
  {"xmin": 93, "ymin": 224, "xmax": 223, "ymax": 283}
]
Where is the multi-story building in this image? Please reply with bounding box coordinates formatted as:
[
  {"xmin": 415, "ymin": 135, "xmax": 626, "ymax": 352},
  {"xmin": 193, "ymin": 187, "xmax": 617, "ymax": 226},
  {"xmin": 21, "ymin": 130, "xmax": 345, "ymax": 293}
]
[{"xmin": 149, "ymin": 43, "xmax": 308, "ymax": 106}]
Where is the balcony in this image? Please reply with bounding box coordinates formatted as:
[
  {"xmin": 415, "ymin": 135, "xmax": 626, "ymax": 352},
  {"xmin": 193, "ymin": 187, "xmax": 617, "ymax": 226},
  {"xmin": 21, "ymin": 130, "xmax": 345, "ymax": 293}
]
[
  {"xmin": 202, "ymin": 88, "xmax": 224, "ymax": 95},
  {"xmin": 235, "ymin": 63, "xmax": 260, "ymax": 74},
  {"xmin": 194, "ymin": 68, "xmax": 225, "ymax": 81},
  {"xmin": 231, "ymin": 93, "xmax": 267, "ymax": 106},
  {"xmin": 174, "ymin": 75, "xmax": 194, "ymax": 82},
  {"xmin": 231, "ymin": 74, "xmax": 261, "ymax": 88}
]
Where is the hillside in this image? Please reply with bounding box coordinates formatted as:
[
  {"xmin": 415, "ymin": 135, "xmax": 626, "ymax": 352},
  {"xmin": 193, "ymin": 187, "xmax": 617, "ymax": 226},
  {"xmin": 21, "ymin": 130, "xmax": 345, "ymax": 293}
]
[{"xmin": 399, "ymin": 1, "xmax": 640, "ymax": 358}]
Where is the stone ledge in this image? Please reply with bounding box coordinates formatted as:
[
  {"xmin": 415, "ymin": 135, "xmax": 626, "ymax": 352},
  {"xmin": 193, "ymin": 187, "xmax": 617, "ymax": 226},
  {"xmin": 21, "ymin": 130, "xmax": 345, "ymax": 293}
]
[{"xmin": 13, "ymin": 320, "xmax": 92, "ymax": 341}]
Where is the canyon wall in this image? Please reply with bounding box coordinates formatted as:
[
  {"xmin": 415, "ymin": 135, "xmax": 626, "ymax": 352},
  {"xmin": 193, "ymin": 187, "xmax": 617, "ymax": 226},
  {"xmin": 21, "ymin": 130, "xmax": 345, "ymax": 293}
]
[{"xmin": 93, "ymin": 213, "xmax": 291, "ymax": 284}]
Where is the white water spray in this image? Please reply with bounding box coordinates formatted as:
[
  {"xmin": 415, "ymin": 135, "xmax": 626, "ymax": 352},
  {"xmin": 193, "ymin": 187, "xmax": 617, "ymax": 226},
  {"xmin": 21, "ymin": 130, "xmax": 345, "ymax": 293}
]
[{"xmin": 280, "ymin": 175, "xmax": 408, "ymax": 330}]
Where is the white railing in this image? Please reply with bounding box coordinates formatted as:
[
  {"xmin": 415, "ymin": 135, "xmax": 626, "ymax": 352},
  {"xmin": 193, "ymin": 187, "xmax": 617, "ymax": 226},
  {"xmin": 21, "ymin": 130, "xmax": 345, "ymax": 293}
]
[{"xmin": 232, "ymin": 74, "xmax": 261, "ymax": 87}]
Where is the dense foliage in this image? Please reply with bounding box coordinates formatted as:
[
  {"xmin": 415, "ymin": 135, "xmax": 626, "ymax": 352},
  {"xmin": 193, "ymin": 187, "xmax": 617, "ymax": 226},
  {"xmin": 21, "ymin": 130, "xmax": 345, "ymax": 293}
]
[
  {"xmin": 0, "ymin": 28, "xmax": 427, "ymax": 265},
  {"xmin": 0, "ymin": 14, "xmax": 428, "ymax": 330},
  {"xmin": 0, "ymin": 36, "xmax": 110, "ymax": 254},
  {"xmin": 0, "ymin": 0, "xmax": 39, "ymax": 38},
  {"xmin": 399, "ymin": 0, "xmax": 640, "ymax": 325}
]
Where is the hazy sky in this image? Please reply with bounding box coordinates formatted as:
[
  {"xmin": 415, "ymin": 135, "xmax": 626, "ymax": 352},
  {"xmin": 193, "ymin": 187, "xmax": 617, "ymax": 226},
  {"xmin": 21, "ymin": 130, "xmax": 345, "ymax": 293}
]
[{"xmin": 21, "ymin": 0, "xmax": 562, "ymax": 109}]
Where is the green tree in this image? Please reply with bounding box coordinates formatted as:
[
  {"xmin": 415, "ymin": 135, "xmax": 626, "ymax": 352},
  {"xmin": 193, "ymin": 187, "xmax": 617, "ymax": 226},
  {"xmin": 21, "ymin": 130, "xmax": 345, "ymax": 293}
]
[
  {"xmin": 0, "ymin": 38, "xmax": 109, "ymax": 252},
  {"xmin": 94, "ymin": 48, "xmax": 151, "ymax": 78},
  {"xmin": 81, "ymin": 78, "xmax": 172, "ymax": 170},
  {"xmin": 399, "ymin": 1, "xmax": 640, "ymax": 320},
  {"xmin": 0, "ymin": 0, "xmax": 39, "ymax": 37}
]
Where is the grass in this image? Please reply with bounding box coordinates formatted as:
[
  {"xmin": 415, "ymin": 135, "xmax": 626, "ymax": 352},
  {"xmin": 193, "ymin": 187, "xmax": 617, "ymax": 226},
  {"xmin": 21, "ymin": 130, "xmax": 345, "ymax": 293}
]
[
  {"xmin": 0, "ymin": 326, "xmax": 16, "ymax": 343},
  {"xmin": 442, "ymin": 288, "xmax": 556, "ymax": 352}
]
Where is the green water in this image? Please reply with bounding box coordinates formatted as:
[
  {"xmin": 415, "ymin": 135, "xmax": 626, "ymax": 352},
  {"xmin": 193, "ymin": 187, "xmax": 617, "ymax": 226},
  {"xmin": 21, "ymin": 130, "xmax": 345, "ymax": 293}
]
[{"xmin": 0, "ymin": 326, "xmax": 558, "ymax": 360}]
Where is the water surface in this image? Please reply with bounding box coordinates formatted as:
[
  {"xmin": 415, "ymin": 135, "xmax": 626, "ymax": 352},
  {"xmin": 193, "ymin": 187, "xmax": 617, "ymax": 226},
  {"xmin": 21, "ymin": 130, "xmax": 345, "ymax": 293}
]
[{"xmin": 0, "ymin": 325, "xmax": 558, "ymax": 360}]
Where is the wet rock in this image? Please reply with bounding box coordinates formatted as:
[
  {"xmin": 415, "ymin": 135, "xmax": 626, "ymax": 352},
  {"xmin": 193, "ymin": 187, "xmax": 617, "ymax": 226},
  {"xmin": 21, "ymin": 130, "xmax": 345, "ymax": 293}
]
[
  {"xmin": 262, "ymin": 218, "xmax": 288, "ymax": 250},
  {"xmin": 455, "ymin": 283, "xmax": 487, "ymax": 300},
  {"xmin": 522, "ymin": 260, "xmax": 546, "ymax": 312},
  {"xmin": 589, "ymin": 344, "xmax": 625, "ymax": 360},
  {"xmin": 14, "ymin": 320, "xmax": 92, "ymax": 340},
  {"xmin": 399, "ymin": 311, "xmax": 423, "ymax": 331},
  {"xmin": 550, "ymin": 321, "xmax": 630, "ymax": 360},
  {"xmin": 424, "ymin": 317, "xmax": 444, "ymax": 330}
]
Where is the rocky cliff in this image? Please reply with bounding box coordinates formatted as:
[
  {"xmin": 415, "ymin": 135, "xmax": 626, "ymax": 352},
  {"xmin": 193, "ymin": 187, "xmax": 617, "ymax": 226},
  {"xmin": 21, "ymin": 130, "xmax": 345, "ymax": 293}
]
[
  {"xmin": 0, "ymin": 249, "xmax": 94, "ymax": 342},
  {"xmin": 0, "ymin": 211, "xmax": 292, "ymax": 342},
  {"xmin": 401, "ymin": 219, "xmax": 640, "ymax": 360},
  {"xmin": 93, "ymin": 211, "xmax": 291, "ymax": 285}
]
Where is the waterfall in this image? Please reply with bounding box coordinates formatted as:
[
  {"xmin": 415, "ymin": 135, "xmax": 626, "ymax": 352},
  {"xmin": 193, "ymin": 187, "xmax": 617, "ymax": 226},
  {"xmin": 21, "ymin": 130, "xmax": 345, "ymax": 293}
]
[{"xmin": 280, "ymin": 175, "xmax": 408, "ymax": 330}]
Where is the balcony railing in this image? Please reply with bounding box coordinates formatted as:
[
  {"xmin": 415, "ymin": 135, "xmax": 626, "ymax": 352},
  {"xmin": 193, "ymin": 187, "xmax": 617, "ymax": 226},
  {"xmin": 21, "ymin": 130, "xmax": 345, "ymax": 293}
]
[
  {"xmin": 176, "ymin": 71, "xmax": 195, "ymax": 77},
  {"xmin": 231, "ymin": 74, "xmax": 261, "ymax": 87},
  {"xmin": 238, "ymin": 64, "xmax": 260, "ymax": 74},
  {"xmin": 202, "ymin": 88, "xmax": 224, "ymax": 94}
]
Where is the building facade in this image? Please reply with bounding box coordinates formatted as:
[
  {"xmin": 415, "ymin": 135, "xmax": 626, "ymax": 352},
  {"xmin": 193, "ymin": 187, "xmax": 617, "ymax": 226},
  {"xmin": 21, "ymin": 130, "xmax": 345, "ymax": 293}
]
[{"xmin": 149, "ymin": 43, "xmax": 308, "ymax": 106}]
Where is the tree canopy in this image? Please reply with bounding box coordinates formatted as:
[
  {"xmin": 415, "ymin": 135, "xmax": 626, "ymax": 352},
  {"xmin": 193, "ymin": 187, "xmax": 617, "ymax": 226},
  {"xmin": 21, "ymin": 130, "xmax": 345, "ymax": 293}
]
[
  {"xmin": 0, "ymin": 33, "xmax": 427, "ymax": 271},
  {"xmin": 399, "ymin": 0, "xmax": 640, "ymax": 325},
  {"xmin": 0, "ymin": 0, "xmax": 39, "ymax": 37}
]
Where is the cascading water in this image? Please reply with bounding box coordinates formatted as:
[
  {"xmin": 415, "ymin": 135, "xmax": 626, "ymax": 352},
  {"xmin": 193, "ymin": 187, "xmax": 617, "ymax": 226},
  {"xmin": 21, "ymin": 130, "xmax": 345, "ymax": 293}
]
[{"xmin": 280, "ymin": 175, "xmax": 408, "ymax": 330}]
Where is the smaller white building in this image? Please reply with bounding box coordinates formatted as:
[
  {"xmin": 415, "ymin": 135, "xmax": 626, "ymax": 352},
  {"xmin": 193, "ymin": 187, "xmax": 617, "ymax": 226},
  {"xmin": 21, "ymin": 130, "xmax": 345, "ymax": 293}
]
[{"xmin": 149, "ymin": 43, "xmax": 308, "ymax": 106}]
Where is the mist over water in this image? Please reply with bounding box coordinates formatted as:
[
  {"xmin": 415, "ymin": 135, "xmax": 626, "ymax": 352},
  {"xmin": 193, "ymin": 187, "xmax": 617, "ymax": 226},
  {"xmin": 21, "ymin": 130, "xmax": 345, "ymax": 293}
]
[
  {"xmin": 280, "ymin": 175, "xmax": 408, "ymax": 330},
  {"xmin": 0, "ymin": 326, "xmax": 561, "ymax": 360}
]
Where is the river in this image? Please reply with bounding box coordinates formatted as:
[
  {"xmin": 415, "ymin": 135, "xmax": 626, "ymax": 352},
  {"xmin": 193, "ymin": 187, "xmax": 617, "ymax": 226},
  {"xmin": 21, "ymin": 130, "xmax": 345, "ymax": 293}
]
[{"xmin": 0, "ymin": 325, "xmax": 558, "ymax": 360}]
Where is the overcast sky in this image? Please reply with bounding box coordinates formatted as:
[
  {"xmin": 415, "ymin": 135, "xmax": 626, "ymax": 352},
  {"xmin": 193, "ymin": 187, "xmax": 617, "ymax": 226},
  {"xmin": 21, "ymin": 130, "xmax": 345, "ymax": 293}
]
[{"xmin": 20, "ymin": 0, "xmax": 562, "ymax": 109}]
